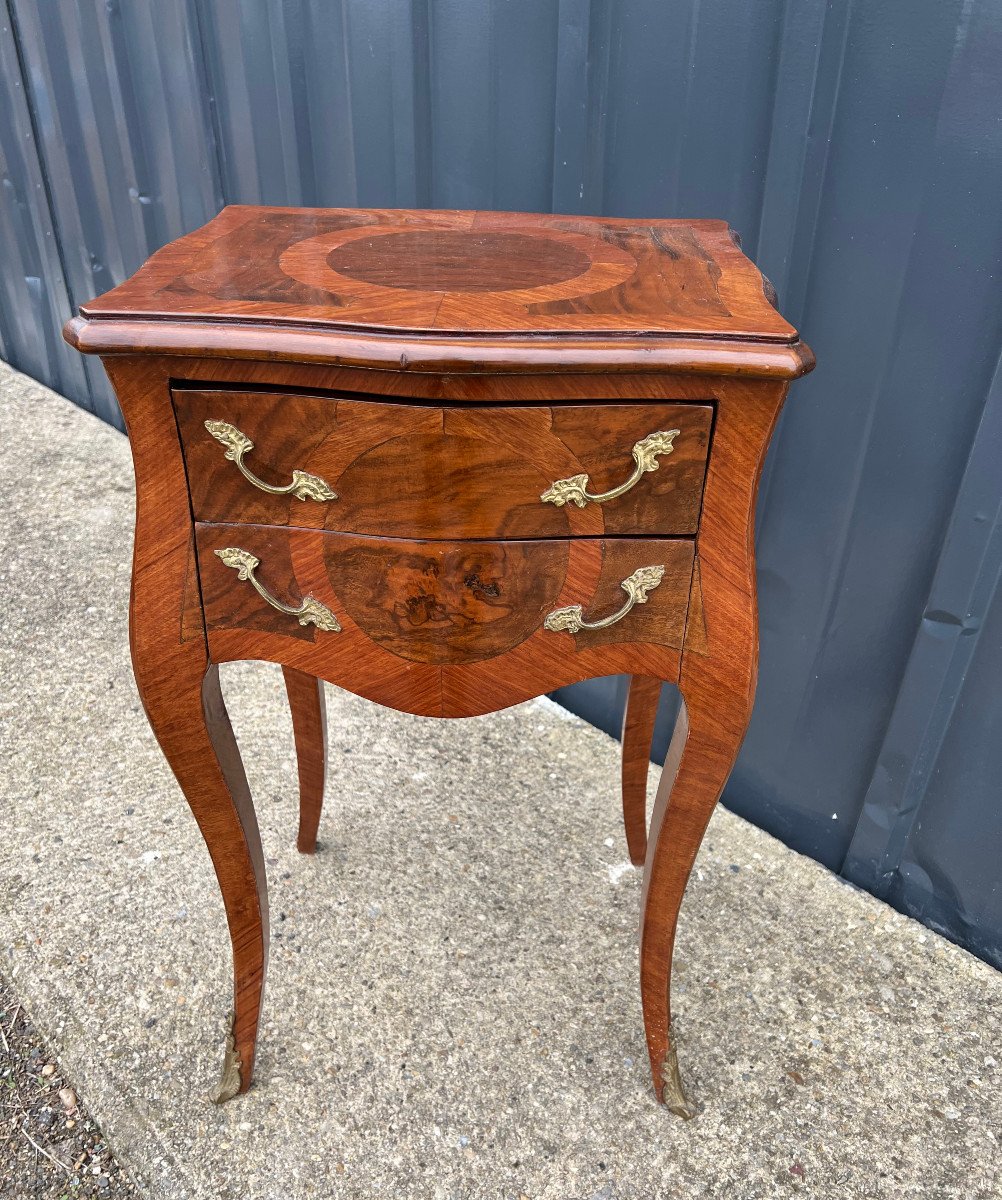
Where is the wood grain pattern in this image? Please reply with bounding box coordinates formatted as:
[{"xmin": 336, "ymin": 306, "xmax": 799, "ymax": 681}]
[
  {"xmin": 103, "ymin": 356, "xmax": 268, "ymax": 1100},
  {"xmin": 638, "ymin": 378, "xmax": 787, "ymax": 1114},
  {"xmin": 62, "ymin": 205, "xmax": 813, "ymax": 1114},
  {"xmin": 66, "ymin": 315, "xmax": 813, "ymax": 378},
  {"xmin": 326, "ymin": 228, "xmax": 592, "ymax": 292},
  {"xmin": 282, "ymin": 667, "xmax": 327, "ymax": 855},
  {"xmin": 64, "ymin": 207, "xmax": 814, "ymax": 379},
  {"xmin": 620, "ymin": 676, "xmax": 663, "ymax": 865},
  {"xmin": 175, "ymin": 389, "xmax": 712, "ymax": 537},
  {"xmin": 195, "ymin": 524, "xmax": 692, "ymax": 716},
  {"xmin": 80, "ymin": 207, "xmax": 795, "ymax": 340}
]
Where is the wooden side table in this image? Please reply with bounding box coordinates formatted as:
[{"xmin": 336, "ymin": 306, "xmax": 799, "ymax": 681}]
[{"xmin": 64, "ymin": 207, "xmax": 813, "ymax": 1115}]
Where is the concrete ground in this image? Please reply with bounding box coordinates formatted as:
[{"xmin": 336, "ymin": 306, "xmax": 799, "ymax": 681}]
[{"xmin": 0, "ymin": 359, "xmax": 999, "ymax": 1200}]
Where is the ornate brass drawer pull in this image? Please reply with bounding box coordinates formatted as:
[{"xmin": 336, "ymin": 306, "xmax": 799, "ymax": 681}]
[
  {"xmin": 214, "ymin": 547, "xmax": 341, "ymax": 632},
  {"xmin": 204, "ymin": 420, "xmax": 338, "ymax": 502},
  {"xmin": 540, "ymin": 430, "xmax": 681, "ymax": 509},
  {"xmin": 544, "ymin": 564, "xmax": 665, "ymax": 634}
]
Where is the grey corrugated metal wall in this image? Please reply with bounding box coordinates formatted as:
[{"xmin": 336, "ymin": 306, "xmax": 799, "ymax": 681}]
[{"xmin": 1, "ymin": 1, "xmax": 1000, "ymax": 967}]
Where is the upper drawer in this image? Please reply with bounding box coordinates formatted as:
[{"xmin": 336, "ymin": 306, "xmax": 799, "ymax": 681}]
[{"xmin": 173, "ymin": 389, "xmax": 712, "ymax": 539}]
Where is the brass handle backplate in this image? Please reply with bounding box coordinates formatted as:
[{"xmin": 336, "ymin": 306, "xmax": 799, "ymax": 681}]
[
  {"xmin": 205, "ymin": 420, "xmax": 338, "ymax": 502},
  {"xmin": 214, "ymin": 547, "xmax": 341, "ymax": 632},
  {"xmin": 543, "ymin": 564, "xmax": 665, "ymax": 634},
  {"xmin": 540, "ymin": 430, "xmax": 681, "ymax": 509}
]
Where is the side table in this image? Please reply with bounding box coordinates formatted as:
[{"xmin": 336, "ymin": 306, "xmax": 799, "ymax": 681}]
[{"xmin": 64, "ymin": 206, "xmax": 813, "ymax": 1115}]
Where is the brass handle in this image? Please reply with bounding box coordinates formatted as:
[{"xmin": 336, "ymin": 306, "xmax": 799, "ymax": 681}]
[
  {"xmin": 205, "ymin": 420, "xmax": 338, "ymax": 502},
  {"xmin": 540, "ymin": 429, "xmax": 681, "ymax": 508},
  {"xmin": 544, "ymin": 565, "xmax": 665, "ymax": 634},
  {"xmin": 214, "ymin": 547, "xmax": 341, "ymax": 632}
]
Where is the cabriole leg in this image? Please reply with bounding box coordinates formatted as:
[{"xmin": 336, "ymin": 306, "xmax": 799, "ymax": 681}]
[
  {"xmin": 282, "ymin": 667, "xmax": 328, "ymax": 854},
  {"xmin": 620, "ymin": 675, "xmax": 662, "ymax": 865},
  {"xmin": 637, "ymin": 380, "xmax": 782, "ymax": 1115},
  {"xmin": 639, "ymin": 662, "xmax": 754, "ymax": 1118},
  {"xmin": 107, "ymin": 355, "xmax": 271, "ymax": 1102},
  {"xmin": 134, "ymin": 649, "xmax": 269, "ymax": 1102}
]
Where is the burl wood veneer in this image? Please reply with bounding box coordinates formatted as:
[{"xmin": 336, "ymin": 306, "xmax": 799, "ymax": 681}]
[{"xmin": 64, "ymin": 206, "xmax": 813, "ymax": 1117}]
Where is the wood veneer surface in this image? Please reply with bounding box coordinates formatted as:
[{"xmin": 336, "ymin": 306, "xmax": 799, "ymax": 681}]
[
  {"xmin": 196, "ymin": 523, "xmax": 692, "ymax": 717},
  {"xmin": 65, "ymin": 207, "xmax": 814, "ymax": 378},
  {"xmin": 175, "ymin": 389, "xmax": 712, "ymax": 537}
]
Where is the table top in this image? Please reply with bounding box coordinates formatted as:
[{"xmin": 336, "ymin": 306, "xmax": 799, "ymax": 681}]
[{"xmin": 66, "ymin": 206, "xmax": 813, "ymax": 377}]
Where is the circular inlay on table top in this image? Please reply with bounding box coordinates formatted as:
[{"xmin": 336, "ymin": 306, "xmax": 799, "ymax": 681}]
[
  {"xmin": 326, "ymin": 230, "xmax": 592, "ymax": 293},
  {"xmin": 277, "ymin": 221, "xmax": 642, "ymax": 314}
]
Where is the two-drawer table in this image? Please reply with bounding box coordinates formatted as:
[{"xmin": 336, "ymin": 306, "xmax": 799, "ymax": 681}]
[{"xmin": 64, "ymin": 206, "xmax": 813, "ymax": 1116}]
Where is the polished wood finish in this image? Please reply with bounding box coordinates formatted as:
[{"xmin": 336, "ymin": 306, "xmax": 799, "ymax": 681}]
[
  {"xmin": 282, "ymin": 667, "xmax": 327, "ymax": 855},
  {"xmin": 65, "ymin": 315, "xmax": 813, "ymax": 378},
  {"xmin": 175, "ymin": 390, "xmax": 712, "ymax": 537},
  {"xmin": 196, "ymin": 524, "xmax": 692, "ymax": 717},
  {"xmin": 621, "ymin": 676, "xmax": 663, "ymax": 866},
  {"xmin": 64, "ymin": 207, "xmax": 814, "ymax": 379},
  {"xmin": 64, "ymin": 205, "xmax": 812, "ymax": 1115},
  {"xmin": 103, "ymin": 355, "xmax": 267, "ymax": 1098},
  {"xmin": 80, "ymin": 207, "xmax": 796, "ymax": 340},
  {"xmin": 640, "ymin": 378, "xmax": 783, "ymax": 1114}
]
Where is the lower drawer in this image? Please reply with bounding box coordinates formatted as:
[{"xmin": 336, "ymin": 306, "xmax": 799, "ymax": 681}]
[{"xmin": 195, "ymin": 524, "xmax": 694, "ymax": 717}]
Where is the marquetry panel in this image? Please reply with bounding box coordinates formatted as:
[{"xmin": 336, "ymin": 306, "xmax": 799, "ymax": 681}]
[
  {"xmin": 195, "ymin": 522, "xmax": 693, "ymax": 717},
  {"xmin": 175, "ymin": 389, "xmax": 712, "ymax": 538}
]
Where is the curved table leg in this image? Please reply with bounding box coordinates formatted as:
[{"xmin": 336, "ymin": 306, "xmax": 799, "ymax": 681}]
[
  {"xmin": 620, "ymin": 675, "xmax": 662, "ymax": 865},
  {"xmin": 637, "ymin": 379, "xmax": 781, "ymax": 1116},
  {"xmin": 282, "ymin": 667, "xmax": 328, "ymax": 854},
  {"xmin": 110, "ymin": 356, "xmax": 271, "ymax": 1103},
  {"xmin": 134, "ymin": 649, "xmax": 269, "ymax": 1101},
  {"xmin": 638, "ymin": 665, "xmax": 752, "ymax": 1117}
]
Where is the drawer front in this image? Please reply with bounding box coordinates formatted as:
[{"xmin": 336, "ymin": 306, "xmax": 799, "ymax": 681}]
[
  {"xmin": 175, "ymin": 389, "xmax": 712, "ymax": 539},
  {"xmin": 195, "ymin": 522, "xmax": 693, "ymax": 717}
]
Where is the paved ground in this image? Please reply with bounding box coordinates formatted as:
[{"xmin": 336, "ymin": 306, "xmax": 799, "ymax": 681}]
[
  {"xmin": 0, "ymin": 973, "xmax": 140, "ymax": 1197},
  {"xmin": 0, "ymin": 360, "xmax": 1000, "ymax": 1200}
]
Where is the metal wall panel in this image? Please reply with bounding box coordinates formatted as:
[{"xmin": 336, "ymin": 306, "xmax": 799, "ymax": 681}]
[
  {"xmin": 841, "ymin": 356, "xmax": 1002, "ymax": 966},
  {"xmin": 734, "ymin": 0, "xmax": 1002, "ymax": 863},
  {"xmin": 4, "ymin": 0, "xmax": 222, "ymax": 424},
  {"xmin": 1, "ymin": 0, "xmax": 999, "ymax": 966},
  {"xmin": 0, "ymin": 1, "xmax": 90, "ymax": 410}
]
